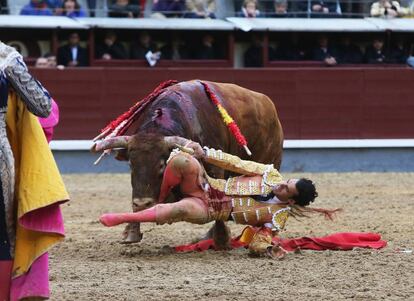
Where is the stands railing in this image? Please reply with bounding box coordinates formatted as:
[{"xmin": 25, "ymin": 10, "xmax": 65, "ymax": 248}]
[{"xmin": 5, "ymin": 0, "xmax": 414, "ymax": 19}]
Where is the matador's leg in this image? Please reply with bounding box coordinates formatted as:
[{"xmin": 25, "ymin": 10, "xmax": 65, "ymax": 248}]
[
  {"xmin": 100, "ymin": 197, "xmax": 209, "ymax": 227},
  {"xmin": 122, "ymin": 153, "xmax": 203, "ymax": 243},
  {"xmin": 158, "ymin": 152, "xmax": 204, "ymax": 203}
]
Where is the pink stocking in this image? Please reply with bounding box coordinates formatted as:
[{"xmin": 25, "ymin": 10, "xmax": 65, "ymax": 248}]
[
  {"xmin": 158, "ymin": 162, "xmax": 182, "ymax": 203},
  {"xmin": 0, "ymin": 260, "xmax": 12, "ymax": 301},
  {"xmin": 100, "ymin": 207, "xmax": 157, "ymax": 227}
]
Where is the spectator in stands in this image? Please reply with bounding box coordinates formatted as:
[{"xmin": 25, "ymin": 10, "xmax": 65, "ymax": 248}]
[
  {"xmin": 35, "ymin": 57, "xmax": 50, "ymax": 68},
  {"xmin": 46, "ymin": 0, "xmax": 62, "ymax": 9},
  {"xmin": 151, "ymin": 0, "xmax": 186, "ymax": 18},
  {"xmin": 336, "ymin": 36, "xmax": 363, "ymax": 64},
  {"xmin": 297, "ymin": 0, "xmax": 341, "ymax": 17},
  {"xmin": 0, "ymin": 0, "xmax": 8, "ymax": 14},
  {"xmin": 161, "ymin": 32, "xmax": 190, "ymax": 60},
  {"xmin": 364, "ymin": 37, "xmax": 387, "ymax": 63},
  {"xmin": 57, "ymin": 32, "xmax": 88, "ymax": 67},
  {"xmin": 184, "ymin": 0, "xmax": 216, "ymax": 18},
  {"xmin": 35, "ymin": 53, "xmax": 65, "ymax": 69},
  {"xmin": 387, "ymin": 37, "xmax": 408, "ymax": 63},
  {"xmin": 108, "ymin": 0, "xmax": 140, "ymax": 18},
  {"xmin": 58, "ymin": 0, "xmax": 87, "ymax": 17},
  {"xmin": 195, "ymin": 33, "xmax": 222, "ymax": 59},
  {"xmin": 86, "ymin": 0, "xmax": 96, "ymax": 16},
  {"xmin": 130, "ymin": 31, "xmax": 159, "ymax": 59},
  {"xmin": 237, "ymin": 0, "xmax": 262, "ymax": 18},
  {"xmin": 95, "ymin": 31, "xmax": 128, "ymax": 60},
  {"xmin": 244, "ymin": 34, "xmax": 265, "ymax": 67},
  {"xmin": 267, "ymin": 0, "xmax": 292, "ymax": 17},
  {"xmin": 370, "ymin": 0, "xmax": 401, "ymax": 18},
  {"xmin": 45, "ymin": 53, "xmax": 59, "ymax": 68},
  {"xmin": 20, "ymin": 0, "xmax": 53, "ymax": 15},
  {"xmin": 272, "ymin": 33, "xmax": 307, "ymax": 60},
  {"xmin": 312, "ymin": 34, "xmax": 338, "ymax": 66}
]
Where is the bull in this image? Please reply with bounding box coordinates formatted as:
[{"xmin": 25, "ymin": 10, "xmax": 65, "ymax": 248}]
[{"xmin": 92, "ymin": 80, "xmax": 283, "ymax": 247}]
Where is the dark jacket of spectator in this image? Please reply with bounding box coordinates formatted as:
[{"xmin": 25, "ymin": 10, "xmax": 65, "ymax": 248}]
[
  {"xmin": 130, "ymin": 32, "xmax": 158, "ymax": 59},
  {"xmin": 297, "ymin": 0, "xmax": 341, "ymax": 17},
  {"xmin": 312, "ymin": 46, "xmax": 338, "ymax": 61},
  {"xmin": 109, "ymin": 0, "xmax": 140, "ymax": 18},
  {"xmin": 364, "ymin": 45, "xmax": 387, "ymax": 64},
  {"xmin": 194, "ymin": 34, "xmax": 222, "ymax": 59},
  {"xmin": 161, "ymin": 43, "xmax": 190, "ymax": 60},
  {"xmin": 387, "ymin": 45, "xmax": 408, "ymax": 64},
  {"xmin": 272, "ymin": 43, "xmax": 307, "ymax": 60},
  {"xmin": 244, "ymin": 44, "xmax": 263, "ymax": 67},
  {"xmin": 130, "ymin": 42, "xmax": 158, "ymax": 59},
  {"xmin": 337, "ymin": 44, "xmax": 363, "ymax": 64},
  {"xmin": 57, "ymin": 44, "xmax": 88, "ymax": 67},
  {"xmin": 152, "ymin": 0, "xmax": 186, "ymax": 17},
  {"xmin": 20, "ymin": 0, "xmax": 53, "ymax": 15},
  {"xmin": 96, "ymin": 39, "xmax": 128, "ymax": 60}
]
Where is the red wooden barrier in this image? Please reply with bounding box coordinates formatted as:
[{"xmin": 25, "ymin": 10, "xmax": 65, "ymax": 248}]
[{"xmin": 31, "ymin": 67, "xmax": 414, "ymax": 140}]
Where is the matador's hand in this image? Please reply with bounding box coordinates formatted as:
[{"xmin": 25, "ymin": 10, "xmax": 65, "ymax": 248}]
[
  {"xmin": 187, "ymin": 141, "xmax": 205, "ymax": 159},
  {"xmin": 266, "ymin": 244, "xmax": 288, "ymax": 260}
]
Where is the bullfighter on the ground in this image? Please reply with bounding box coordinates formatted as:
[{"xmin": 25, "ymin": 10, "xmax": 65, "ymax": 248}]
[{"xmin": 99, "ymin": 137, "xmax": 328, "ymax": 259}]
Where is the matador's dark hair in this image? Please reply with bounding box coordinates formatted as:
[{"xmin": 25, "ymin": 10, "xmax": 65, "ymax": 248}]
[{"xmin": 292, "ymin": 178, "xmax": 318, "ymax": 207}]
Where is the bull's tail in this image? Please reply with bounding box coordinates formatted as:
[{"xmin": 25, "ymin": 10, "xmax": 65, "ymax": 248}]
[{"xmin": 200, "ymin": 81, "xmax": 251, "ymax": 156}]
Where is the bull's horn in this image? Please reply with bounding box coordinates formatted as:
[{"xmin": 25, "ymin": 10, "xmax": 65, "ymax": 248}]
[
  {"xmin": 92, "ymin": 136, "xmax": 131, "ymax": 152},
  {"xmin": 174, "ymin": 143, "xmax": 195, "ymax": 155},
  {"xmin": 163, "ymin": 136, "xmax": 191, "ymax": 148}
]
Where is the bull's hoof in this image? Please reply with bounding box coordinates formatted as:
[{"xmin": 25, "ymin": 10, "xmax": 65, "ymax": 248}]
[{"xmin": 121, "ymin": 224, "xmax": 143, "ymax": 244}]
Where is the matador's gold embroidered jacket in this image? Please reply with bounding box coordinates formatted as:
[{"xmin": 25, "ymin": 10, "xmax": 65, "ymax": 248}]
[{"xmin": 201, "ymin": 147, "xmax": 290, "ymax": 233}]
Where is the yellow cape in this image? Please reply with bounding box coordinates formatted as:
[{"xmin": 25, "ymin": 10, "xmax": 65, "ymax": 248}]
[{"xmin": 6, "ymin": 92, "xmax": 69, "ymax": 277}]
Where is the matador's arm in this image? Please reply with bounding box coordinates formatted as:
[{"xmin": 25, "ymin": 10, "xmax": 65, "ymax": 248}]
[
  {"xmin": 202, "ymin": 146, "xmax": 281, "ymax": 178},
  {"xmin": 0, "ymin": 42, "xmax": 51, "ymax": 117},
  {"xmin": 165, "ymin": 136, "xmax": 282, "ymax": 178}
]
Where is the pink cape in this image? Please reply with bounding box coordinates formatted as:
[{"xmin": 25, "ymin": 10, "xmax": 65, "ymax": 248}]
[
  {"xmin": 38, "ymin": 99, "xmax": 59, "ymax": 143},
  {"xmin": 11, "ymin": 99, "xmax": 63, "ymax": 301}
]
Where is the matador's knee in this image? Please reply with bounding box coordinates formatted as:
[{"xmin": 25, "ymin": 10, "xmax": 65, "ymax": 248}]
[
  {"xmin": 168, "ymin": 154, "xmax": 196, "ymax": 176},
  {"xmin": 155, "ymin": 203, "xmax": 187, "ymax": 225}
]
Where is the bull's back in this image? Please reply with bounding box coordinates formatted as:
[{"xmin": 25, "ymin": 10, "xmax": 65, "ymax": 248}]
[{"xmin": 176, "ymin": 80, "xmax": 283, "ymax": 168}]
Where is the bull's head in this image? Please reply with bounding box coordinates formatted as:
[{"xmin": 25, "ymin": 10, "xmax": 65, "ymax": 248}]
[{"xmin": 92, "ymin": 134, "xmax": 180, "ymax": 211}]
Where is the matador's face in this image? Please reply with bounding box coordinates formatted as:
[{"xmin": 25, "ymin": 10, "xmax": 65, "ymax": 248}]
[{"xmin": 272, "ymin": 179, "xmax": 299, "ymax": 202}]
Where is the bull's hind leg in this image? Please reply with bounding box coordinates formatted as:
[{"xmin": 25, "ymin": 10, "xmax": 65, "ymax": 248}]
[
  {"xmin": 212, "ymin": 220, "xmax": 231, "ymax": 250},
  {"xmin": 200, "ymin": 166, "xmax": 231, "ymax": 250}
]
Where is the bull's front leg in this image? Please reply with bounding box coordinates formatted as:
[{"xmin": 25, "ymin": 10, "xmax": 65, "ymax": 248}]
[{"xmin": 121, "ymin": 198, "xmax": 153, "ymax": 243}]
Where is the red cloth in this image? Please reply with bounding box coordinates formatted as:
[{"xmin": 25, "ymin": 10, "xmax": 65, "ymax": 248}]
[{"xmin": 174, "ymin": 232, "xmax": 387, "ymax": 253}]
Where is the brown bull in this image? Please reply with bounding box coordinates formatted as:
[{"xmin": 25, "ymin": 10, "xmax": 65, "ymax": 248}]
[{"xmin": 93, "ymin": 80, "xmax": 283, "ymax": 247}]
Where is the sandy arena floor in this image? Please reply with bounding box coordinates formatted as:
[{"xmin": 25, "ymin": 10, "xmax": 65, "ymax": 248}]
[{"xmin": 49, "ymin": 173, "xmax": 414, "ymax": 301}]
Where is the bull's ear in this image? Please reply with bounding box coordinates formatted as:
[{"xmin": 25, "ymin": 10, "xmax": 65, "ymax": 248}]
[{"xmin": 115, "ymin": 149, "xmax": 129, "ymax": 161}]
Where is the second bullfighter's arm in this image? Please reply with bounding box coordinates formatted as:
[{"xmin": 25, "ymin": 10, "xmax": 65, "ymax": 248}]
[{"xmin": 3, "ymin": 51, "xmax": 51, "ymax": 118}]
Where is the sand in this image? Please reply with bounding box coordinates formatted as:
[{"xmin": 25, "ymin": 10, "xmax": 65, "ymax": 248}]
[{"xmin": 49, "ymin": 172, "xmax": 414, "ymax": 300}]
